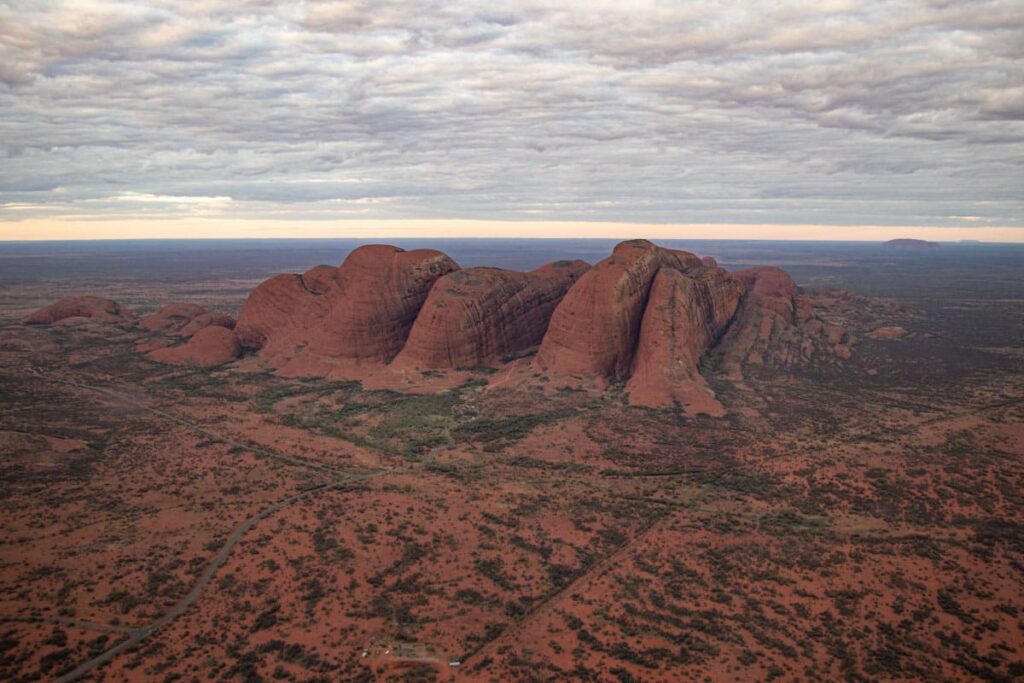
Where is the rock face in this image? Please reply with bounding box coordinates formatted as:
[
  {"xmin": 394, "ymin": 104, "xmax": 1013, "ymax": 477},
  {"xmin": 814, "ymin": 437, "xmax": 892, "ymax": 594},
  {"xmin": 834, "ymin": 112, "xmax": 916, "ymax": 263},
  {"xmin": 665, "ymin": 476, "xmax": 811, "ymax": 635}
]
[
  {"xmin": 627, "ymin": 267, "xmax": 744, "ymax": 413},
  {"xmin": 148, "ymin": 325, "xmax": 241, "ymax": 367},
  {"xmin": 235, "ymin": 245, "xmax": 459, "ymax": 365},
  {"xmin": 393, "ymin": 260, "xmax": 590, "ymax": 369},
  {"xmin": 23, "ymin": 296, "xmax": 135, "ymax": 326},
  {"xmin": 534, "ymin": 240, "xmax": 711, "ymax": 379},
  {"xmin": 234, "ymin": 274, "xmax": 321, "ymax": 352},
  {"xmin": 732, "ymin": 267, "xmax": 807, "ymax": 324},
  {"xmin": 712, "ymin": 267, "xmax": 848, "ymax": 378},
  {"xmin": 309, "ymin": 245, "xmax": 460, "ymax": 362}
]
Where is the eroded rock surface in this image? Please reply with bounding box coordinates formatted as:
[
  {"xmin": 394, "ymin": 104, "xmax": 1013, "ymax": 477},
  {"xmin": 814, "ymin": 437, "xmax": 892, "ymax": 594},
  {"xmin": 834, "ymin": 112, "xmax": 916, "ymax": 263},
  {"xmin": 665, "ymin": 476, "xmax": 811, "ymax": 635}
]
[
  {"xmin": 627, "ymin": 266, "xmax": 744, "ymax": 413},
  {"xmin": 393, "ymin": 260, "xmax": 589, "ymax": 370}
]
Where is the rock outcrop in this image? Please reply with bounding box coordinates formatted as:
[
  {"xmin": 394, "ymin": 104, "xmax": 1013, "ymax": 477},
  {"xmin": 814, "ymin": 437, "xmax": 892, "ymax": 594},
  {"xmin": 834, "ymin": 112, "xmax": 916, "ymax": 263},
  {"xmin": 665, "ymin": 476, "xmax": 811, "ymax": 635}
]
[
  {"xmin": 235, "ymin": 245, "xmax": 459, "ymax": 365},
  {"xmin": 393, "ymin": 260, "xmax": 590, "ymax": 370},
  {"xmin": 712, "ymin": 267, "xmax": 848, "ymax": 377},
  {"xmin": 147, "ymin": 325, "xmax": 241, "ymax": 367},
  {"xmin": 627, "ymin": 266, "xmax": 744, "ymax": 413},
  {"xmin": 309, "ymin": 245, "xmax": 459, "ymax": 362},
  {"xmin": 23, "ymin": 296, "xmax": 135, "ymax": 326},
  {"xmin": 533, "ymin": 240, "xmax": 710, "ymax": 379}
]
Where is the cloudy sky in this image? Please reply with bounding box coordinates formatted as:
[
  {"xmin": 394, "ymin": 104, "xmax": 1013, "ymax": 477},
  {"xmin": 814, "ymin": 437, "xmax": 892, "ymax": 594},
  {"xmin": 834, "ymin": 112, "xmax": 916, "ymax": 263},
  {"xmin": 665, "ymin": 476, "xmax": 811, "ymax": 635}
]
[{"xmin": 1, "ymin": 0, "xmax": 1023, "ymax": 240}]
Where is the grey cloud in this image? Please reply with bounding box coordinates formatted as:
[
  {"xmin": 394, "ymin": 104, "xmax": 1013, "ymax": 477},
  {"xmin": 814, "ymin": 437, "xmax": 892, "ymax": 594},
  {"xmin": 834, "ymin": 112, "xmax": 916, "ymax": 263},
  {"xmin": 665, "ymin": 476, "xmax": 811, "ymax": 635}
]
[{"xmin": 0, "ymin": 0, "xmax": 1022, "ymax": 230}]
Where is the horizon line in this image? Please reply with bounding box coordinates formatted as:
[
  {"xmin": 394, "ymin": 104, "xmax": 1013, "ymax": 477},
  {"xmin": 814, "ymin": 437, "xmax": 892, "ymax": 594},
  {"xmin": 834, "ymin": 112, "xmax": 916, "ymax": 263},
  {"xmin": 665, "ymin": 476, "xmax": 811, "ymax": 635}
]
[{"xmin": 4, "ymin": 218, "xmax": 1023, "ymax": 243}]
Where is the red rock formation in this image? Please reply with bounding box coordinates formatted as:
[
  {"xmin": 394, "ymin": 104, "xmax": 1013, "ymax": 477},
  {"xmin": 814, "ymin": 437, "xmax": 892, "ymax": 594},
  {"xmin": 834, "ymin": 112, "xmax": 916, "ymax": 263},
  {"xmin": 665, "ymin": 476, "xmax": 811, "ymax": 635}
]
[
  {"xmin": 534, "ymin": 240, "xmax": 705, "ymax": 379},
  {"xmin": 713, "ymin": 266, "xmax": 849, "ymax": 378},
  {"xmin": 701, "ymin": 256, "xmax": 718, "ymax": 268},
  {"xmin": 627, "ymin": 267, "xmax": 744, "ymax": 413},
  {"xmin": 234, "ymin": 274, "xmax": 325, "ymax": 352},
  {"xmin": 148, "ymin": 326, "xmax": 241, "ymax": 367},
  {"xmin": 393, "ymin": 260, "xmax": 590, "ymax": 370},
  {"xmin": 235, "ymin": 245, "xmax": 458, "ymax": 366},
  {"xmin": 139, "ymin": 303, "xmax": 208, "ymax": 332},
  {"xmin": 307, "ymin": 245, "xmax": 459, "ymax": 363},
  {"xmin": 23, "ymin": 296, "xmax": 134, "ymax": 326}
]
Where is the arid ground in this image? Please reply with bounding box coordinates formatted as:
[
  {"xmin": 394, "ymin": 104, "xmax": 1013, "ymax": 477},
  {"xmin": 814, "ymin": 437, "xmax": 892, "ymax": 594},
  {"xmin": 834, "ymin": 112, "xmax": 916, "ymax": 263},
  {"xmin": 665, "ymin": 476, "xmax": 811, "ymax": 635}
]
[{"xmin": 1, "ymin": 240, "xmax": 1022, "ymax": 682}]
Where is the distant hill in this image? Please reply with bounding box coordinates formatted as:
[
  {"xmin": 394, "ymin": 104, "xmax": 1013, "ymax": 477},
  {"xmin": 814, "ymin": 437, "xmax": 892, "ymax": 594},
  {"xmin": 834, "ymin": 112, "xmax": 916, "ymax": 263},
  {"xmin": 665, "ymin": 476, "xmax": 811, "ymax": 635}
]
[{"xmin": 884, "ymin": 238, "xmax": 939, "ymax": 249}]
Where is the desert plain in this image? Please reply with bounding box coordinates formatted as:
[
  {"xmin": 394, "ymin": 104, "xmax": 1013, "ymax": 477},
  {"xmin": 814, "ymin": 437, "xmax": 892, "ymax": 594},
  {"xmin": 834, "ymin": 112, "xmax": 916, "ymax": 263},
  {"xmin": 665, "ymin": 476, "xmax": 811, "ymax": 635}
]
[{"xmin": 0, "ymin": 238, "xmax": 1022, "ymax": 682}]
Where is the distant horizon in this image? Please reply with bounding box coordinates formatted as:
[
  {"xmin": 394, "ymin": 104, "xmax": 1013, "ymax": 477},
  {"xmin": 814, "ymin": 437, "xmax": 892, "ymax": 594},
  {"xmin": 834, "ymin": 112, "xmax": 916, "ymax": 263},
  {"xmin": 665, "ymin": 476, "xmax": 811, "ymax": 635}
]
[{"xmin": 4, "ymin": 219, "xmax": 1024, "ymax": 244}]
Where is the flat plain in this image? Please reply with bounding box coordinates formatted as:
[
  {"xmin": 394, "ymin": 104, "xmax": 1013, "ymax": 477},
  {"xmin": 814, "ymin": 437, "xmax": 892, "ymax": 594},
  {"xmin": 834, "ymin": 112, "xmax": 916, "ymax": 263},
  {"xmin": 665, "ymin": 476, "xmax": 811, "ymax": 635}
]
[{"xmin": 1, "ymin": 240, "xmax": 1022, "ymax": 682}]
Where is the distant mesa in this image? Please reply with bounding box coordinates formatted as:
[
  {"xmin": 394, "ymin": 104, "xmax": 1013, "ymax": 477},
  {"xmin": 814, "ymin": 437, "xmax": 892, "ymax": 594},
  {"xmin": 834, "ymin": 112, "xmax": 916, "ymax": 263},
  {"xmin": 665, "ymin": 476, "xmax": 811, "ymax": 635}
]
[
  {"xmin": 26, "ymin": 239, "xmax": 856, "ymax": 415},
  {"xmin": 884, "ymin": 238, "xmax": 939, "ymax": 249},
  {"xmin": 23, "ymin": 296, "xmax": 135, "ymax": 326}
]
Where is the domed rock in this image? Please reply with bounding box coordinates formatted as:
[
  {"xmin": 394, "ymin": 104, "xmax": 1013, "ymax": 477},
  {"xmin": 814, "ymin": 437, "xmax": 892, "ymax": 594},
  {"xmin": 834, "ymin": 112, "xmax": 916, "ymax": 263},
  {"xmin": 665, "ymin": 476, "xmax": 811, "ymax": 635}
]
[
  {"xmin": 534, "ymin": 240, "xmax": 700, "ymax": 379},
  {"xmin": 23, "ymin": 296, "xmax": 135, "ymax": 326},
  {"xmin": 139, "ymin": 303, "xmax": 208, "ymax": 332},
  {"xmin": 235, "ymin": 274, "xmax": 325, "ymax": 352},
  {"xmin": 393, "ymin": 259, "xmax": 590, "ymax": 370},
  {"xmin": 701, "ymin": 256, "xmax": 719, "ymax": 268},
  {"xmin": 148, "ymin": 325, "xmax": 241, "ymax": 367},
  {"xmin": 308, "ymin": 245, "xmax": 459, "ymax": 363},
  {"xmin": 627, "ymin": 267, "xmax": 744, "ymax": 413}
]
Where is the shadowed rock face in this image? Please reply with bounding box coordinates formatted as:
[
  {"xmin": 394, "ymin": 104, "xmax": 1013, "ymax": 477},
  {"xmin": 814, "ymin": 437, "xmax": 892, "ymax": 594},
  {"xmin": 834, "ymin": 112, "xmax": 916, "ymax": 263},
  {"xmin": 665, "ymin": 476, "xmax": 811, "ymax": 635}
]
[
  {"xmin": 23, "ymin": 296, "xmax": 135, "ymax": 325},
  {"xmin": 533, "ymin": 240, "xmax": 716, "ymax": 379},
  {"xmin": 147, "ymin": 325, "xmax": 241, "ymax": 367},
  {"xmin": 393, "ymin": 260, "xmax": 590, "ymax": 370}
]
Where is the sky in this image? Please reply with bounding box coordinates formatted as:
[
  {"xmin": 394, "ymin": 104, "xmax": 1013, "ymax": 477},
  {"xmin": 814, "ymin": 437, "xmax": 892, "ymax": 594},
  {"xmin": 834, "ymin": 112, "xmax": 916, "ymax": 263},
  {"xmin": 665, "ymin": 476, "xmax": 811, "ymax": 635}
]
[{"xmin": 1, "ymin": 0, "xmax": 1023, "ymax": 242}]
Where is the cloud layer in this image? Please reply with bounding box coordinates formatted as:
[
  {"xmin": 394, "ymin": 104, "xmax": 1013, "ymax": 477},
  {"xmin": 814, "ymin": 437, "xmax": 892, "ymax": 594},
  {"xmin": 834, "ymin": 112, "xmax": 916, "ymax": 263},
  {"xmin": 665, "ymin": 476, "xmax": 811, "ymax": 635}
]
[{"xmin": 1, "ymin": 0, "xmax": 1022, "ymax": 234}]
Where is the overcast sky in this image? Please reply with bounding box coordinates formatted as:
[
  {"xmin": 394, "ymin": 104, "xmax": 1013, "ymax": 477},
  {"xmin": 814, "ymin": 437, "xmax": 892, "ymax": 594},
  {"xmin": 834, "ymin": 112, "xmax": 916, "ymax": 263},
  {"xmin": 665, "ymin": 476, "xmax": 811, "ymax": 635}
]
[{"xmin": 1, "ymin": 0, "xmax": 1023, "ymax": 240}]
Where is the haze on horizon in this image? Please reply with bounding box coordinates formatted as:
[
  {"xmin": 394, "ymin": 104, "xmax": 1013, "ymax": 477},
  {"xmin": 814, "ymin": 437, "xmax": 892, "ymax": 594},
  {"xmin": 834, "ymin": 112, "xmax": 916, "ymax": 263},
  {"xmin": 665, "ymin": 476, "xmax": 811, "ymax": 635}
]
[{"xmin": 1, "ymin": 0, "xmax": 1023, "ymax": 242}]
